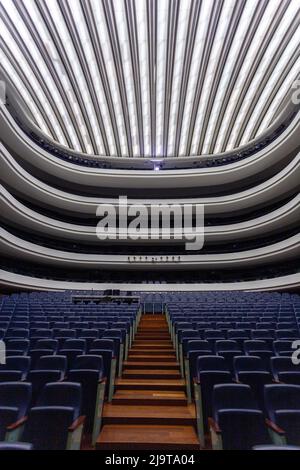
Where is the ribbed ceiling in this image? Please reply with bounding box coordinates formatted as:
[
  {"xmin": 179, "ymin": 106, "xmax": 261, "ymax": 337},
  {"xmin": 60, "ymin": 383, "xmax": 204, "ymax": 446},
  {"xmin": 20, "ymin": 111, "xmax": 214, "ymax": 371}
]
[{"xmin": 0, "ymin": 0, "xmax": 300, "ymax": 157}]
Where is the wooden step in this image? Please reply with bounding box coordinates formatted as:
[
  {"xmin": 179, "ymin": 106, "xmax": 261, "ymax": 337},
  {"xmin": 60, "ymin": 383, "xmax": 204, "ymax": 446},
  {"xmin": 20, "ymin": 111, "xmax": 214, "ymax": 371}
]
[
  {"xmin": 131, "ymin": 344, "xmax": 174, "ymax": 350},
  {"xmin": 102, "ymin": 404, "xmax": 196, "ymax": 425},
  {"xmin": 112, "ymin": 390, "xmax": 187, "ymax": 406},
  {"xmin": 96, "ymin": 424, "xmax": 199, "ymax": 450},
  {"xmin": 134, "ymin": 339, "xmax": 172, "ymax": 344},
  {"xmin": 127, "ymin": 354, "xmax": 177, "ymax": 362},
  {"xmin": 115, "ymin": 378, "xmax": 186, "ymax": 391},
  {"xmin": 122, "ymin": 369, "xmax": 181, "ymax": 379},
  {"xmin": 123, "ymin": 361, "xmax": 178, "ymax": 370},
  {"xmin": 129, "ymin": 346, "xmax": 175, "ymax": 357}
]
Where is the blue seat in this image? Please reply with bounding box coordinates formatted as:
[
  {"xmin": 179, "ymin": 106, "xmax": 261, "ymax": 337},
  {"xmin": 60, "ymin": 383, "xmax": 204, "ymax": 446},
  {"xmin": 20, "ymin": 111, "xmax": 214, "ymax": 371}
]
[
  {"xmin": 209, "ymin": 383, "xmax": 269, "ymax": 449},
  {"xmin": 5, "ymin": 340, "xmax": 30, "ymax": 355},
  {"xmin": 265, "ymin": 384, "xmax": 300, "ymax": 446},
  {"xmin": 27, "ymin": 370, "xmax": 63, "ymax": 405},
  {"xmin": 35, "ymin": 355, "xmax": 67, "ymax": 375},
  {"xmin": 273, "ymin": 340, "xmax": 294, "ymax": 356},
  {"xmin": 271, "ymin": 357, "xmax": 300, "ymax": 384},
  {"xmin": 29, "ymin": 349, "xmax": 54, "ymax": 368},
  {"xmin": 0, "ymin": 382, "xmax": 31, "ymax": 440},
  {"xmin": 88, "ymin": 349, "xmax": 116, "ymax": 401},
  {"xmin": 215, "ymin": 340, "xmax": 242, "ymax": 373},
  {"xmin": 193, "ymin": 356, "xmax": 231, "ymax": 446},
  {"xmin": 36, "ymin": 382, "xmax": 82, "ymax": 419},
  {"xmin": 21, "ymin": 406, "xmax": 83, "ymax": 450},
  {"xmin": 62, "ymin": 339, "xmax": 87, "ymax": 353},
  {"xmin": 102, "ymin": 331, "xmax": 124, "ymax": 376},
  {"xmin": 68, "ymin": 362, "xmax": 106, "ymax": 445},
  {"xmin": 5, "ymin": 329, "xmax": 29, "ymax": 339},
  {"xmin": 90, "ymin": 339, "xmax": 117, "ymax": 356},
  {"xmin": 0, "ymin": 356, "xmax": 31, "ymax": 380},
  {"xmin": 276, "ymin": 330, "xmax": 299, "ymax": 340},
  {"xmin": 183, "ymin": 340, "xmax": 213, "ymax": 401},
  {"xmin": 234, "ymin": 356, "xmax": 273, "ymax": 410},
  {"xmin": 216, "ymin": 409, "xmax": 270, "ymax": 450},
  {"xmin": 244, "ymin": 340, "xmax": 270, "ymax": 354},
  {"xmin": 35, "ymin": 339, "xmax": 59, "ymax": 352}
]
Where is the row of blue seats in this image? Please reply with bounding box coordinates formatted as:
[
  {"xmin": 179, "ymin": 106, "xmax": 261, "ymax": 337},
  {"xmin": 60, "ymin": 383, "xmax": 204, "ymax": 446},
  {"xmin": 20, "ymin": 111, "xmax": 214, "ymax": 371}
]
[
  {"xmin": 0, "ymin": 331, "xmax": 130, "ymax": 379},
  {"xmin": 207, "ymin": 383, "xmax": 300, "ymax": 450},
  {"xmin": 190, "ymin": 356, "xmax": 300, "ymax": 449},
  {"xmin": 0, "ymin": 375, "xmax": 103, "ymax": 449}
]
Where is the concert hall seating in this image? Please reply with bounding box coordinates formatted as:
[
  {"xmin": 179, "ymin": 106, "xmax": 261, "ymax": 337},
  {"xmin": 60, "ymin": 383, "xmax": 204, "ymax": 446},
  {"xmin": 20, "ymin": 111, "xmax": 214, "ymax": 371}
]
[{"xmin": 0, "ymin": 292, "xmax": 140, "ymax": 449}]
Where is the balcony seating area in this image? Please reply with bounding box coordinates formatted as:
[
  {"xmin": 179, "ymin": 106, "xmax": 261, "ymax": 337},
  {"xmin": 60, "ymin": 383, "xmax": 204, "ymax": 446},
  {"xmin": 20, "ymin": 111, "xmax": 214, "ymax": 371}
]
[{"xmin": 10, "ymin": 103, "xmax": 295, "ymax": 171}]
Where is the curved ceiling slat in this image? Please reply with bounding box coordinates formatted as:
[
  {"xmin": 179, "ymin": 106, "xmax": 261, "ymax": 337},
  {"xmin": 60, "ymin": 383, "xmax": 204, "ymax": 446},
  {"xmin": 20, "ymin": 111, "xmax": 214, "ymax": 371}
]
[{"xmin": 0, "ymin": 0, "xmax": 299, "ymax": 158}]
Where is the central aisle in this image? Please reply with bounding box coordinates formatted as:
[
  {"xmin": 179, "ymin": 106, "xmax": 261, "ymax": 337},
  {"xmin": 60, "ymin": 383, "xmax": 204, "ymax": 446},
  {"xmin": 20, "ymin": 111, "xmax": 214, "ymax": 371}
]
[{"xmin": 97, "ymin": 314, "xmax": 199, "ymax": 450}]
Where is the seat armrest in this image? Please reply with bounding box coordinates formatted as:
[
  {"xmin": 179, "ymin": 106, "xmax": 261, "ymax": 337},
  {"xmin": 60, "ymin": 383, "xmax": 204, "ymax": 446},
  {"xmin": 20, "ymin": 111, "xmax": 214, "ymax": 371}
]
[
  {"xmin": 6, "ymin": 416, "xmax": 27, "ymax": 431},
  {"xmin": 208, "ymin": 417, "xmax": 221, "ymax": 434},
  {"xmin": 69, "ymin": 416, "xmax": 86, "ymax": 432},
  {"xmin": 99, "ymin": 376, "xmax": 107, "ymax": 384},
  {"xmin": 266, "ymin": 419, "xmax": 285, "ymax": 435},
  {"xmin": 193, "ymin": 377, "xmax": 200, "ymax": 385}
]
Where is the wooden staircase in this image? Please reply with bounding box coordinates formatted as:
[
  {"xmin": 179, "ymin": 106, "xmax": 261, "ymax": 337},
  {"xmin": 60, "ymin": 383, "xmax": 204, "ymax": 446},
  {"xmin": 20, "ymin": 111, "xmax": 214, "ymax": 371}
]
[{"xmin": 96, "ymin": 314, "xmax": 199, "ymax": 450}]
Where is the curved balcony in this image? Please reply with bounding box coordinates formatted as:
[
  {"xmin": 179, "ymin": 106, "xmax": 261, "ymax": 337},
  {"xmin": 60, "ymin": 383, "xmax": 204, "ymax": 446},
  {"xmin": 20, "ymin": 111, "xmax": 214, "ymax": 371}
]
[
  {"xmin": 1, "ymin": 185, "xmax": 300, "ymax": 245},
  {"xmin": 1, "ymin": 143, "xmax": 299, "ymax": 217},
  {"xmin": 1, "ymin": 96, "xmax": 300, "ymax": 191}
]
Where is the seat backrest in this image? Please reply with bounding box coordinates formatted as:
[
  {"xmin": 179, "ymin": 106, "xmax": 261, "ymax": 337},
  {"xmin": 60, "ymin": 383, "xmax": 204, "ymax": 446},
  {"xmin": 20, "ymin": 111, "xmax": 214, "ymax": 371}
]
[
  {"xmin": 218, "ymin": 409, "xmax": 270, "ymax": 450},
  {"xmin": 234, "ymin": 356, "xmax": 265, "ymax": 374},
  {"xmin": 63, "ymin": 339, "xmax": 86, "ymax": 351},
  {"xmin": 36, "ymin": 355, "xmax": 67, "ymax": 374},
  {"xmin": 90, "ymin": 339, "xmax": 116, "ymax": 355},
  {"xmin": 264, "ymin": 384, "xmax": 300, "ymax": 421},
  {"xmin": 36, "ymin": 382, "xmax": 81, "ymax": 418},
  {"xmin": 204, "ymin": 330, "xmax": 225, "ymax": 339},
  {"xmin": 6, "ymin": 339, "xmax": 30, "ymax": 353},
  {"xmin": 72, "ymin": 354, "xmax": 103, "ymax": 373},
  {"xmin": 244, "ymin": 340, "xmax": 269, "ymax": 353},
  {"xmin": 212, "ymin": 384, "xmax": 259, "ymax": 421},
  {"xmin": 35, "ymin": 339, "xmax": 59, "ymax": 352},
  {"xmin": 273, "ymin": 340, "xmax": 294, "ymax": 354},
  {"xmin": 186, "ymin": 340, "xmax": 212, "ymax": 353},
  {"xmin": 271, "ymin": 357, "xmax": 300, "ymax": 376},
  {"xmin": 228, "ymin": 329, "xmax": 249, "ymax": 339},
  {"xmin": 22, "ymin": 406, "xmax": 76, "ymax": 450},
  {"xmin": 0, "ymin": 381, "xmax": 32, "ymax": 417},
  {"xmin": 54, "ymin": 329, "xmax": 76, "ymax": 338},
  {"xmin": 2, "ymin": 356, "xmax": 31, "ymax": 373},
  {"xmin": 215, "ymin": 340, "xmax": 240, "ymax": 352},
  {"xmin": 196, "ymin": 355, "xmax": 229, "ymax": 374}
]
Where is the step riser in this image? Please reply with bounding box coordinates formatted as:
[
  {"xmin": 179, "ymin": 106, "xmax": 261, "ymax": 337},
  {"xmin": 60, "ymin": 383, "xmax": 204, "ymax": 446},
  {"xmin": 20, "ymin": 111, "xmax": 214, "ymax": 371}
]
[
  {"xmin": 132, "ymin": 344, "xmax": 172, "ymax": 348},
  {"xmin": 129, "ymin": 350, "xmax": 175, "ymax": 355},
  {"xmin": 122, "ymin": 373, "xmax": 181, "ymax": 380},
  {"xmin": 115, "ymin": 383, "xmax": 185, "ymax": 391},
  {"xmin": 103, "ymin": 417, "xmax": 195, "ymax": 426},
  {"xmin": 97, "ymin": 442, "xmax": 199, "ymax": 451},
  {"xmin": 112, "ymin": 398, "xmax": 187, "ymax": 406},
  {"xmin": 127, "ymin": 356, "xmax": 177, "ymax": 362},
  {"xmin": 123, "ymin": 364, "xmax": 179, "ymax": 370}
]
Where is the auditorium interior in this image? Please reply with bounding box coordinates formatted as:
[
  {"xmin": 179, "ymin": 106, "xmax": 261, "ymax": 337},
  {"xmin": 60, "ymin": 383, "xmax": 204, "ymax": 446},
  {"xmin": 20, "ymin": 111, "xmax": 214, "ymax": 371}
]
[{"xmin": 0, "ymin": 0, "xmax": 300, "ymax": 453}]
